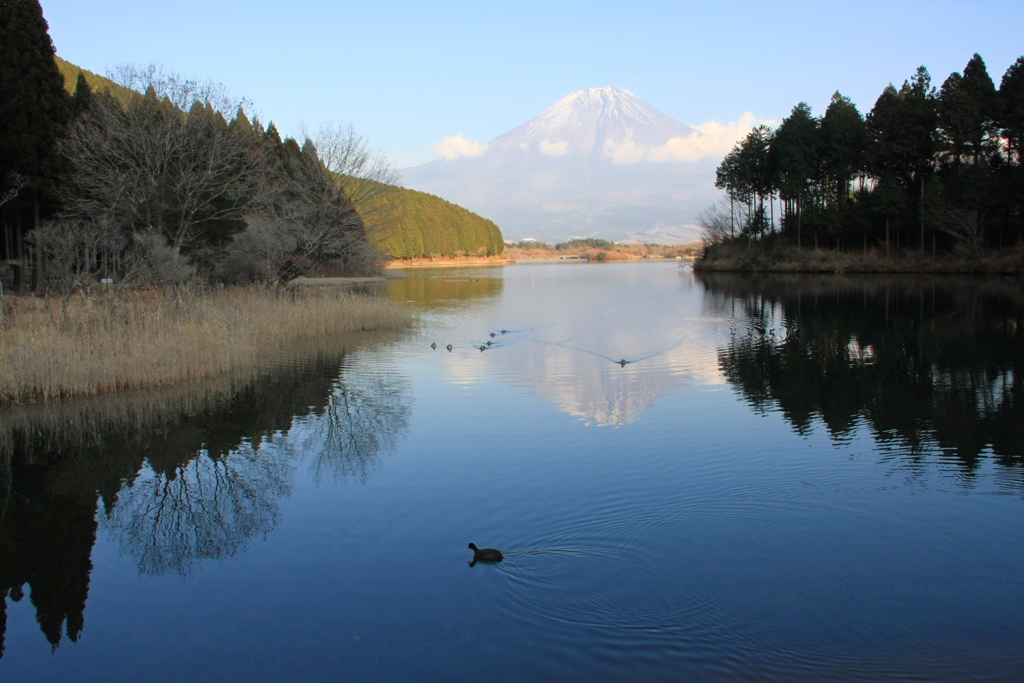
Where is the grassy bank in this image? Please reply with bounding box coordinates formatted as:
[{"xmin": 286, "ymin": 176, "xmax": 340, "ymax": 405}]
[
  {"xmin": 696, "ymin": 243, "xmax": 1024, "ymax": 275},
  {"xmin": 0, "ymin": 286, "xmax": 411, "ymax": 405}
]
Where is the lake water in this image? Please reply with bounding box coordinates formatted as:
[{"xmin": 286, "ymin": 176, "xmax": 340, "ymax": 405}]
[{"xmin": 2, "ymin": 261, "xmax": 1023, "ymax": 682}]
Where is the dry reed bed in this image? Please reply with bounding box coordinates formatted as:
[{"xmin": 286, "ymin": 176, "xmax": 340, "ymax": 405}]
[
  {"xmin": 0, "ymin": 286, "xmax": 412, "ymax": 404},
  {"xmin": 696, "ymin": 244, "xmax": 1024, "ymax": 274}
]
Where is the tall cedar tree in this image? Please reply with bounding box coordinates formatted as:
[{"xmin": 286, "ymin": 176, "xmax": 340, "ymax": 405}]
[
  {"xmin": 999, "ymin": 57, "xmax": 1024, "ymax": 163},
  {"xmin": 0, "ymin": 0, "xmax": 69, "ymax": 283},
  {"xmin": 938, "ymin": 54, "xmax": 996, "ymax": 165},
  {"xmin": 70, "ymin": 71, "xmax": 93, "ymax": 119},
  {"xmin": 770, "ymin": 103, "xmax": 818, "ymax": 249},
  {"xmin": 705, "ymin": 57, "xmax": 1024, "ymax": 256}
]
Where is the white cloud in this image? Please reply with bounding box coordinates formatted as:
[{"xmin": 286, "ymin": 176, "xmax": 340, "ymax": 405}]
[
  {"xmin": 602, "ymin": 133, "xmax": 648, "ymax": 164},
  {"xmin": 649, "ymin": 113, "xmax": 774, "ymax": 162},
  {"xmin": 435, "ymin": 133, "xmax": 489, "ymax": 160},
  {"xmin": 539, "ymin": 140, "xmax": 569, "ymax": 156}
]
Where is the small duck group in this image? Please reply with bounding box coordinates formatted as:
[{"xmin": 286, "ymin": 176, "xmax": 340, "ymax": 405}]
[{"xmin": 430, "ymin": 329, "xmax": 508, "ymax": 353}]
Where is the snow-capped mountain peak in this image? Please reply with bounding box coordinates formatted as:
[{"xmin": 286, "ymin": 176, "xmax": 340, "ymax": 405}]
[
  {"xmin": 491, "ymin": 86, "xmax": 696, "ymax": 159},
  {"xmin": 402, "ymin": 87, "xmax": 718, "ymax": 244}
]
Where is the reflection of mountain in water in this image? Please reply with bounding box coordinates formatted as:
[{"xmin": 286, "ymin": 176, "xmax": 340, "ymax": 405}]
[
  {"xmin": 0, "ymin": 332, "xmax": 409, "ymax": 656},
  {"xmin": 700, "ymin": 273, "xmax": 1024, "ymax": 473},
  {"xmin": 500, "ymin": 341, "xmax": 721, "ymax": 427},
  {"xmin": 470, "ymin": 266, "xmax": 722, "ymax": 426}
]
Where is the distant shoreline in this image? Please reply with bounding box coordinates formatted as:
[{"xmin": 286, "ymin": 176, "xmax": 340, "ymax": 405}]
[{"xmin": 384, "ymin": 256, "xmax": 515, "ymax": 269}]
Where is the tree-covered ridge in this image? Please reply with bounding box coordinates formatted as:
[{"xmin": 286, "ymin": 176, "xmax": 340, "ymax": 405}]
[
  {"xmin": 54, "ymin": 56, "xmax": 135, "ymax": 104},
  {"xmin": 702, "ymin": 53, "xmax": 1024, "ymax": 258},
  {"xmin": 362, "ymin": 183, "xmax": 504, "ymax": 259}
]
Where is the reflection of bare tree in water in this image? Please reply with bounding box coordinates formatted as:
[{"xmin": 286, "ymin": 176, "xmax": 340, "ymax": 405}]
[
  {"xmin": 293, "ymin": 361, "xmax": 411, "ymax": 483},
  {"xmin": 105, "ymin": 441, "xmax": 292, "ymax": 576},
  {"xmin": 104, "ymin": 349, "xmax": 410, "ymax": 575}
]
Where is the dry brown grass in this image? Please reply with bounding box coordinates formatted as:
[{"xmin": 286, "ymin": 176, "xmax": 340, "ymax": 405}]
[
  {"xmin": 0, "ymin": 286, "xmax": 411, "ymax": 404},
  {"xmin": 696, "ymin": 243, "xmax": 1024, "ymax": 275}
]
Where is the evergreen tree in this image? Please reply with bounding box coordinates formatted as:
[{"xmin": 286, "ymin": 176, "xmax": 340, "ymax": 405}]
[
  {"xmin": 70, "ymin": 71, "xmax": 93, "ymax": 119},
  {"xmin": 819, "ymin": 92, "xmax": 866, "ymax": 206},
  {"xmin": 998, "ymin": 56, "xmax": 1024, "ymax": 164},
  {"xmin": 0, "ymin": 0, "xmax": 69, "ymax": 182},
  {"xmin": 0, "ymin": 0, "xmax": 71, "ymax": 285},
  {"xmin": 770, "ymin": 102, "xmax": 819, "ymax": 249},
  {"xmin": 938, "ymin": 54, "xmax": 996, "ymax": 165},
  {"xmin": 866, "ymin": 68, "xmax": 937, "ymax": 251}
]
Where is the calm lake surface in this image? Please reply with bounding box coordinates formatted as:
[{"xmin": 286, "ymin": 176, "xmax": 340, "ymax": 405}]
[{"xmin": 2, "ymin": 261, "xmax": 1023, "ymax": 682}]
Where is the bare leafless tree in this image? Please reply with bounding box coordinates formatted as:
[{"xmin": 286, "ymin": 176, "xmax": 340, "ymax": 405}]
[
  {"xmin": 941, "ymin": 207, "xmax": 985, "ymax": 252},
  {"xmin": 29, "ymin": 218, "xmax": 127, "ymax": 293},
  {"xmin": 696, "ymin": 198, "xmax": 750, "ymax": 246},
  {"xmin": 0, "ymin": 172, "xmax": 28, "ymax": 210},
  {"xmin": 303, "ymin": 123, "xmax": 402, "ymax": 233},
  {"xmin": 58, "ymin": 75, "xmax": 269, "ymax": 256},
  {"xmin": 225, "ymin": 134, "xmax": 388, "ymax": 284},
  {"xmin": 108, "ymin": 63, "xmax": 251, "ymax": 118}
]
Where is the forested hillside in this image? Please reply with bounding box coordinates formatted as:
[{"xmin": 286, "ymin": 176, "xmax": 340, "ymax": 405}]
[
  {"xmin": 54, "ymin": 55, "xmax": 135, "ymax": 103},
  {"xmin": 363, "ymin": 184, "xmax": 504, "ymax": 259},
  {"xmin": 52, "ymin": 58, "xmax": 504, "ymax": 263},
  {"xmin": 1, "ymin": 0, "xmax": 382, "ymax": 293}
]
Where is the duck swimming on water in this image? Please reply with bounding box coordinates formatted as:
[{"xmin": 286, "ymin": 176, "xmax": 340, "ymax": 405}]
[
  {"xmin": 468, "ymin": 543, "xmax": 503, "ymax": 563},
  {"xmin": 446, "ymin": 344, "xmax": 453, "ymax": 351}
]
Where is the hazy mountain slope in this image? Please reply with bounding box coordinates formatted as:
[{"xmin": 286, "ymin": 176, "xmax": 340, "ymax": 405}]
[{"xmin": 403, "ymin": 87, "xmax": 719, "ymax": 244}]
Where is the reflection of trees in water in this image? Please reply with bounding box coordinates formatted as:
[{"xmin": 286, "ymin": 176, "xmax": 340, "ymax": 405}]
[
  {"xmin": 105, "ymin": 441, "xmax": 291, "ymax": 576},
  {"xmin": 385, "ymin": 272, "xmax": 504, "ymax": 309},
  {"xmin": 0, "ymin": 462, "xmax": 95, "ymax": 657},
  {"xmin": 296, "ymin": 360, "xmax": 410, "ymax": 483},
  {"xmin": 700, "ymin": 273, "xmax": 1024, "ymax": 475},
  {"xmin": 0, "ymin": 331, "xmax": 410, "ymax": 653}
]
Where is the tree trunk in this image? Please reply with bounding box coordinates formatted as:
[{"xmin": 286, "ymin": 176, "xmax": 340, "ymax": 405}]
[
  {"xmin": 919, "ymin": 175, "xmax": 925, "ymax": 255},
  {"xmin": 885, "ymin": 216, "xmax": 890, "ymax": 257},
  {"xmin": 797, "ymin": 195, "xmax": 802, "ymax": 252},
  {"xmin": 730, "ymin": 195, "xmax": 734, "ymax": 238},
  {"xmin": 13, "ymin": 209, "xmax": 23, "ymax": 291},
  {"xmin": 32, "ymin": 194, "xmax": 40, "ymax": 291}
]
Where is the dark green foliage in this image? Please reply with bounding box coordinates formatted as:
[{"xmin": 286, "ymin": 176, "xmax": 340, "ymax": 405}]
[
  {"xmin": 998, "ymin": 56, "xmax": 1024, "ymax": 163},
  {"xmin": 939, "ymin": 54, "xmax": 996, "ymax": 164},
  {"xmin": 707, "ymin": 55, "xmax": 1024, "ymax": 257},
  {"xmin": 771, "ymin": 102, "xmax": 819, "ymax": 248},
  {"xmin": 69, "ymin": 72, "xmax": 92, "ymax": 118},
  {"xmin": 0, "ymin": 0, "xmax": 69, "ymax": 181},
  {"xmin": 820, "ymin": 93, "xmax": 867, "ymax": 202},
  {"xmin": 0, "ymin": 0, "xmax": 71, "ymax": 284}
]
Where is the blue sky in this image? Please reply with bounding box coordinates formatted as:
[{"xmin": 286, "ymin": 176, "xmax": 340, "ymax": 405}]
[{"xmin": 43, "ymin": 0, "xmax": 1024, "ymax": 168}]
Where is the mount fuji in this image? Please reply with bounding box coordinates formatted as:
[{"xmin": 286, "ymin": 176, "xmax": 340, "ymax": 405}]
[{"xmin": 401, "ymin": 87, "xmax": 724, "ymax": 244}]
